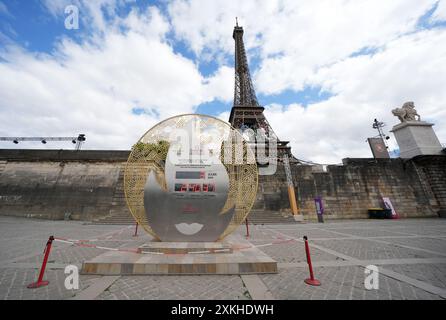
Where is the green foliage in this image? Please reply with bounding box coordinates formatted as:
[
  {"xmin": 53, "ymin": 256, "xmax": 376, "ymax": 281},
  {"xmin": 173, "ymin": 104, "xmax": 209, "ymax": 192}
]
[{"xmin": 132, "ymin": 140, "xmax": 170, "ymax": 160}]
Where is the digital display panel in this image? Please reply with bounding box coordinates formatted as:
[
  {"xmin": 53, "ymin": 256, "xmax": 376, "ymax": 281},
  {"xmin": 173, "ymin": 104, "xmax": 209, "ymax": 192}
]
[
  {"xmin": 174, "ymin": 183, "xmax": 216, "ymax": 193},
  {"xmin": 188, "ymin": 183, "xmax": 201, "ymax": 192},
  {"xmin": 175, "ymin": 171, "xmax": 205, "ymax": 179},
  {"xmin": 174, "ymin": 183, "xmax": 188, "ymax": 192},
  {"xmin": 202, "ymin": 184, "xmax": 215, "ymax": 192}
]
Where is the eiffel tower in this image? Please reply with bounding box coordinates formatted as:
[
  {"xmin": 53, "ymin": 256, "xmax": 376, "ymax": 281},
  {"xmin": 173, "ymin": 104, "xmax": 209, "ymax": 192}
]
[{"xmin": 228, "ymin": 19, "xmax": 298, "ymax": 164}]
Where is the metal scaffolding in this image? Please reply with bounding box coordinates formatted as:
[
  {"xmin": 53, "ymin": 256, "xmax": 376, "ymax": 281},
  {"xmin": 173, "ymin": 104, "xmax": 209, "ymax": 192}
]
[{"xmin": 0, "ymin": 134, "xmax": 86, "ymax": 150}]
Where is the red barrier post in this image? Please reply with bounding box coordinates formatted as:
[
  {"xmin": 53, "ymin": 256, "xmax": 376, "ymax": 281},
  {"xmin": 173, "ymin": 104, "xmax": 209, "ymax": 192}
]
[
  {"xmin": 303, "ymin": 236, "xmax": 321, "ymax": 286},
  {"xmin": 245, "ymin": 218, "xmax": 249, "ymax": 238},
  {"xmin": 133, "ymin": 222, "xmax": 138, "ymax": 237},
  {"xmin": 27, "ymin": 236, "xmax": 54, "ymax": 289}
]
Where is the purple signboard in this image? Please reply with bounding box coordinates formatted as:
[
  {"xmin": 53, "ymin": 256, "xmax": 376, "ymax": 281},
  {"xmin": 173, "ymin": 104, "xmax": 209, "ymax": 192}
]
[{"xmin": 314, "ymin": 197, "xmax": 324, "ymax": 223}]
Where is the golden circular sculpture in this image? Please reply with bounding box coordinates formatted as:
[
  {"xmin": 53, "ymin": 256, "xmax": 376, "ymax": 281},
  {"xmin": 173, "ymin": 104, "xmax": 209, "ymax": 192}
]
[{"xmin": 124, "ymin": 114, "xmax": 258, "ymax": 242}]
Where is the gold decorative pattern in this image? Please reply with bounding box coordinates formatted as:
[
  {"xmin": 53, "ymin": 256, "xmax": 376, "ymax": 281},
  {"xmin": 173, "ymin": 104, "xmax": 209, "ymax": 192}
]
[{"xmin": 124, "ymin": 114, "xmax": 258, "ymax": 241}]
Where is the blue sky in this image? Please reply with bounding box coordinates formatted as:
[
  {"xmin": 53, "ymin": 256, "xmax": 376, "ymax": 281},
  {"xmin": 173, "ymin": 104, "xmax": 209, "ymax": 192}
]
[
  {"xmin": 1, "ymin": 0, "xmax": 445, "ymax": 163},
  {"xmin": 1, "ymin": 0, "xmax": 237, "ymax": 116}
]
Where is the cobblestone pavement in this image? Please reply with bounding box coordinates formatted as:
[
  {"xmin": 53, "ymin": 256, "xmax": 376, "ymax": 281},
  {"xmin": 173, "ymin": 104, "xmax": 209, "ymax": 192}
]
[
  {"xmin": 99, "ymin": 275, "xmax": 251, "ymax": 300},
  {"xmin": 0, "ymin": 216, "xmax": 445, "ymax": 300}
]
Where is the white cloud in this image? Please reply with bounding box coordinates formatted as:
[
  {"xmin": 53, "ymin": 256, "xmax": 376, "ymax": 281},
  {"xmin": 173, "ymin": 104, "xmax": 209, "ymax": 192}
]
[
  {"xmin": 203, "ymin": 65, "xmax": 234, "ymax": 103},
  {"xmin": 431, "ymin": 0, "xmax": 446, "ymax": 22},
  {"xmin": 1, "ymin": 1, "xmax": 445, "ymax": 164},
  {"xmin": 217, "ymin": 111, "xmax": 230, "ymax": 123},
  {"xmin": 168, "ymin": 0, "xmax": 438, "ymax": 94},
  {"xmin": 0, "ymin": 6, "xmax": 231, "ymax": 150},
  {"xmin": 41, "ymin": 0, "xmax": 75, "ymax": 17},
  {"xmin": 168, "ymin": 0, "xmax": 446, "ymax": 163},
  {"xmin": 42, "ymin": 0, "xmax": 138, "ymax": 32},
  {"xmin": 265, "ymin": 29, "xmax": 446, "ymax": 163},
  {"xmin": 168, "ymin": 0, "xmax": 279, "ymax": 60}
]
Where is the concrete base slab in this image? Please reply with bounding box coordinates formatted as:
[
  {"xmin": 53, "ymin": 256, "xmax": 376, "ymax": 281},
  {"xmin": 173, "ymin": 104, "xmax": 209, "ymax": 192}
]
[
  {"xmin": 137, "ymin": 242, "xmax": 233, "ymax": 254},
  {"xmin": 81, "ymin": 235, "xmax": 277, "ymax": 275},
  {"xmin": 293, "ymin": 215, "xmax": 304, "ymax": 222}
]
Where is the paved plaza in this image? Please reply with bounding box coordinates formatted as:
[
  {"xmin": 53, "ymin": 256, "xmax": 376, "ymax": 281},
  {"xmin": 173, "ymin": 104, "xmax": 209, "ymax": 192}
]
[{"xmin": 0, "ymin": 215, "xmax": 445, "ymax": 300}]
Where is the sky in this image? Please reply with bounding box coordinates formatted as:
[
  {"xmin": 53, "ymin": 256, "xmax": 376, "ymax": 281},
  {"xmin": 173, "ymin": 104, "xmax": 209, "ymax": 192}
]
[{"xmin": 0, "ymin": 0, "xmax": 446, "ymax": 164}]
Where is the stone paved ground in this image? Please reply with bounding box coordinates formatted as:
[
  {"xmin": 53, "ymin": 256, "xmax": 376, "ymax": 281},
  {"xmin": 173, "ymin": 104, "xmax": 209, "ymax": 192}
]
[{"xmin": 0, "ymin": 216, "xmax": 445, "ymax": 300}]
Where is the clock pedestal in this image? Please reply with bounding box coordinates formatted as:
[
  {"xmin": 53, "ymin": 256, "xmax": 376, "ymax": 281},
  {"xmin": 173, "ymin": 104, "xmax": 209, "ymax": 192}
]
[
  {"xmin": 81, "ymin": 234, "xmax": 278, "ymax": 275},
  {"xmin": 391, "ymin": 121, "xmax": 443, "ymax": 158}
]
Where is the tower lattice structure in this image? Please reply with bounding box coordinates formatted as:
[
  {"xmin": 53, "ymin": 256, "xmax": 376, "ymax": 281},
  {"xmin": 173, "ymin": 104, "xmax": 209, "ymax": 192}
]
[{"xmin": 228, "ymin": 21, "xmax": 298, "ymax": 164}]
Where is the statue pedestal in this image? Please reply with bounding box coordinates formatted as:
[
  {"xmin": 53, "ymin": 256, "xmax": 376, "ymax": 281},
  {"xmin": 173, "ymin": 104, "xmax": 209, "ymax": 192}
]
[{"xmin": 391, "ymin": 121, "xmax": 443, "ymax": 158}]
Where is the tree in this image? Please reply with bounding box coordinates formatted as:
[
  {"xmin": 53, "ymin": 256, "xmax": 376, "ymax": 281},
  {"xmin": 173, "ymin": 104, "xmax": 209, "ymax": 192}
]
[{"xmin": 132, "ymin": 140, "xmax": 170, "ymax": 161}]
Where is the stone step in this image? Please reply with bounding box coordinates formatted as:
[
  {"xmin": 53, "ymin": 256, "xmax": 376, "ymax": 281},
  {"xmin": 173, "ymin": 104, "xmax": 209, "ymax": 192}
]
[
  {"xmin": 91, "ymin": 219, "xmax": 141, "ymax": 225},
  {"xmin": 96, "ymin": 215, "xmax": 134, "ymax": 220},
  {"xmin": 0, "ymin": 160, "xmax": 6, "ymax": 175},
  {"xmin": 247, "ymin": 210, "xmax": 299, "ymax": 224},
  {"xmin": 96, "ymin": 216, "xmax": 140, "ymax": 221},
  {"xmin": 88, "ymin": 222, "xmax": 136, "ymax": 225},
  {"xmin": 95, "ymin": 220, "xmax": 137, "ymax": 223},
  {"xmin": 95, "ymin": 169, "xmax": 299, "ymax": 226},
  {"xmin": 94, "ymin": 222, "xmax": 136, "ymax": 224},
  {"xmin": 96, "ymin": 216, "xmax": 139, "ymax": 221},
  {"xmin": 91, "ymin": 209, "xmax": 148, "ymax": 224}
]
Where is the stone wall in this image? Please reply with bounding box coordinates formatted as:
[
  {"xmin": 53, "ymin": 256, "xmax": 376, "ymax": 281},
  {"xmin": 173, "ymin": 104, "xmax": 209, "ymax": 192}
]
[
  {"xmin": 411, "ymin": 156, "xmax": 446, "ymax": 217},
  {"xmin": 0, "ymin": 149, "xmax": 444, "ymax": 221},
  {"xmin": 0, "ymin": 150, "xmax": 128, "ymax": 220},
  {"xmin": 257, "ymin": 157, "xmax": 445, "ymax": 220}
]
